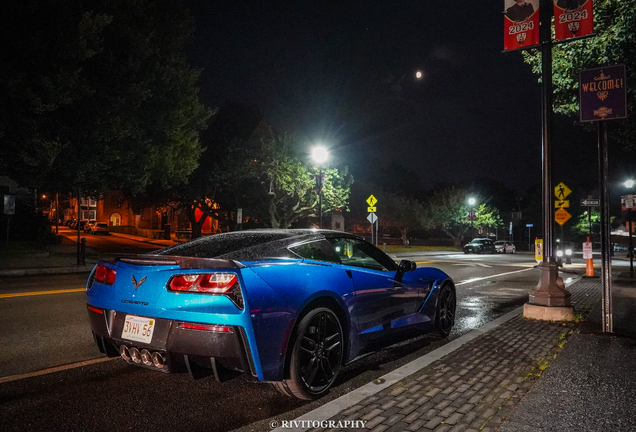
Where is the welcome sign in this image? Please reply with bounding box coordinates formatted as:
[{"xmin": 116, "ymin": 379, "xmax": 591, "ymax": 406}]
[{"xmin": 579, "ymin": 65, "xmax": 627, "ymax": 122}]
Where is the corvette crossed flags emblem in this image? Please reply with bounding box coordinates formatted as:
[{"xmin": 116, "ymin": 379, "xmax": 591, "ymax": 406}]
[{"xmin": 131, "ymin": 275, "xmax": 147, "ymax": 290}]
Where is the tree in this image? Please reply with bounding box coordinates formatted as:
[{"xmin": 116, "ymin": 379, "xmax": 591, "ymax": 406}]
[
  {"xmin": 0, "ymin": 0, "xmax": 210, "ymax": 193},
  {"xmin": 378, "ymin": 193, "xmax": 425, "ymax": 246},
  {"xmin": 522, "ymin": 0, "xmax": 636, "ymax": 149},
  {"xmin": 422, "ymin": 186, "xmax": 503, "ymax": 247},
  {"xmin": 222, "ymin": 135, "xmax": 353, "ymax": 229}
]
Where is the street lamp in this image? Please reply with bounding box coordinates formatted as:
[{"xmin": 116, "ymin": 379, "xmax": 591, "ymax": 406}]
[
  {"xmin": 311, "ymin": 146, "xmax": 329, "ymax": 229},
  {"xmin": 624, "ymin": 179, "xmax": 634, "ymax": 276}
]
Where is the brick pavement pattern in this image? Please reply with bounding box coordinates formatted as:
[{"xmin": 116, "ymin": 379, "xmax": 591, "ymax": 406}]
[{"xmin": 310, "ymin": 279, "xmax": 600, "ymax": 432}]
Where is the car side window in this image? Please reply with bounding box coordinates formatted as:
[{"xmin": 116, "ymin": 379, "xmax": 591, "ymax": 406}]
[
  {"xmin": 289, "ymin": 240, "xmax": 341, "ymax": 264},
  {"xmin": 326, "ymin": 238, "xmax": 398, "ymax": 272}
]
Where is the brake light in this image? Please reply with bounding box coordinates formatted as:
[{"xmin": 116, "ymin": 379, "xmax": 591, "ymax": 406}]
[
  {"xmin": 94, "ymin": 265, "xmax": 117, "ymax": 285},
  {"xmin": 198, "ymin": 274, "xmax": 238, "ymax": 293},
  {"xmin": 168, "ymin": 273, "xmax": 238, "ymax": 293},
  {"xmin": 169, "ymin": 275, "xmax": 199, "ymax": 291}
]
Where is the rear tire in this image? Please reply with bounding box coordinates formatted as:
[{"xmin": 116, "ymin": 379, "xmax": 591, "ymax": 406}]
[
  {"xmin": 435, "ymin": 284, "xmax": 456, "ymax": 338},
  {"xmin": 275, "ymin": 307, "xmax": 343, "ymax": 400}
]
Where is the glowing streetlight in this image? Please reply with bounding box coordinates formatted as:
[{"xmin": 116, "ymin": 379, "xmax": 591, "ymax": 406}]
[
  {"xmin": 311, "ymin": 146, "xmax": 330, "ymax": 229},
  {"xmin": 468, "ymin": 197, "xmax": 476, "ymax": 206},
  {"xmin": 415, "ymin": 70, "xmax": 423, "ymax": 80},
  {"xmin": 624, "ymin": 179, "xmax": 634, "ymax": 189},
  {"xmin": 311, "ymin": 146, "xmax": 329, "ymax": 164}
]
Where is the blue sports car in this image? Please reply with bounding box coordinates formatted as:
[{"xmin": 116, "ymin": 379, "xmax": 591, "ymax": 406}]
[{"xmin": 86, "ymin": 229, "xmax": 456, "ymax": 399}]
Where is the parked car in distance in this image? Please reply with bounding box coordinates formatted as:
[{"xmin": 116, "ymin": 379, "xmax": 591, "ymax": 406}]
[
  {"xmin": 464, "ymin": 238, "xmax": 496, "ymax": 254},
  {"xmin": 86, "ymin": 229, "xmax": 456, "ymax": 400},
  {"xmin": 84, "ymin": 220, "xmax": 97, "ymax": 233},
  {"xmin": 494, "ymin": 240, "xmax": 516, "ymax": 254},
  {"xmin": 91, "ymin": 222, "xmax": 110, "ymax": 235}
]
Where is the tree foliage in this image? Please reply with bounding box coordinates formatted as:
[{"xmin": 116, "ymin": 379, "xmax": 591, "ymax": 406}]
[
  {"xmin": 522, "ymin": 0, "xmax": 636, "ymax": 148},
  {"xmin": 378, "ymin": 193, "xmax": 426, "ymax": 245},
  {"xmin": 0, "ymin": 0, "xmax": 210, "ymax": 193},
  {"xmin": 422, "ymin": 186, "xmax": 503, "ymax": 247},
  {"xmin": 223, "ymin": 135, "xmax": 352, "ymax": 228}
]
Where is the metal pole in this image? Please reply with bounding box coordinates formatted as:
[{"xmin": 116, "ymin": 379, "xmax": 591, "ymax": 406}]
[
  {"xmin": 588, "ymin": 206, "xmax": 592, "ymax": 237},
  {"xmin": 598, "ymin": 121, "xmax": 613, "ymax": 333},
  {"xmin": 77, "ymin": 186, "xmax": 81, "ymax": 265},
  {"xmin": 527, "ymin": 0, "xmax": 571, "ymax": 309},
  {"xmin": 540, "ymin": 0, "xmax": 554, "ymax": 262},
  {"xmin": 629, "ymin": 208, "xmax": 633, "ymax": 276},
  {"xmin": 318, "ymin": 168, "xmax": 322, "ymax": 229}
]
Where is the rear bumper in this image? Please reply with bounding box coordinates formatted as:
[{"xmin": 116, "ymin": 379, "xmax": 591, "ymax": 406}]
[{"xmin": 88, "ymin": 305, "xmax": 258, "ymax": 381}]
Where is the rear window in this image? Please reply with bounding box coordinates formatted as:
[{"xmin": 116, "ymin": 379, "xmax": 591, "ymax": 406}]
[
  {"xmin": 96, "ymin": 223, "xmax": 108, "ymax": 228},
  {"xmin": 154, "ymin": 232, "xmax": 296, "ymax": 259}
]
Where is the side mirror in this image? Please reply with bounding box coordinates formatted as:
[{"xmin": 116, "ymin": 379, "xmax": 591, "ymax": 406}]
[{"xmin": 398, "ymin": 260, "xmax": 417, "ymax": 273}]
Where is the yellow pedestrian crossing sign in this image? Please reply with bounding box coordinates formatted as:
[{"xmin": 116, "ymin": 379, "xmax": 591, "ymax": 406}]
[
  {"xmin": 366, "ymin": 195, "xmax": 378, "ymax": 207},
  {"xmin": 554, "ymin": 182, "xmax": 571, "ymax": 200}
]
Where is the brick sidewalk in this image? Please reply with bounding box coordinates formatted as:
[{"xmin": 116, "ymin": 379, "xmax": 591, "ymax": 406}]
[{"xmin": 309, "ymin": 279, "xmax": 601, "ymax": 432}]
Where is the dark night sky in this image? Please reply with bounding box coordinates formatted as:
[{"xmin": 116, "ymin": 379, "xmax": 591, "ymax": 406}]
[{"xmin": 184, "ymin": 1, "xmax": 631, "ymax": 198}]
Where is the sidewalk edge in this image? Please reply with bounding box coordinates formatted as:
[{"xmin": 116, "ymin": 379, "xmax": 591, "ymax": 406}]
[{"xmin": 276, "ymin": 306, "xmax": 524, "ymax": 431}]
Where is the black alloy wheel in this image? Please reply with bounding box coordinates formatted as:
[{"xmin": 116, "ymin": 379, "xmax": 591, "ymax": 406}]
[
  {"xmin": 435, "ymin": 284, "xmax": 456, "ymax": 337},
  {"xmin": 276, "ymin": 307, "xmax": 344, "ymax": 400}
]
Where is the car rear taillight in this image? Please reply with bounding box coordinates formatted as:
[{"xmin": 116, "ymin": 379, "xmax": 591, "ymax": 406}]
[
  {"xmin": 168, "ymin": 273, "xmax": 237, "ymax": 293},
  {"xmin": 167, "ymin": 273, "xmax": 243, "ymax": 308},
  {"xmin": 94, "ymin": 265, "xmax": 117, "ymax": 285}
]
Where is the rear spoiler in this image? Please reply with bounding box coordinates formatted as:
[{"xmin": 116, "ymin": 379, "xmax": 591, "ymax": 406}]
[{"xmin": 99, "ymin": 254, "xmax": 245, "ymax": 269}]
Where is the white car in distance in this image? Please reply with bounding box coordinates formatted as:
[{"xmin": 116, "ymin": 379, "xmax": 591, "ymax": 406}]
[{"xmin": 494, "ymin": 240, "xmax": 515, "ymax": 254}]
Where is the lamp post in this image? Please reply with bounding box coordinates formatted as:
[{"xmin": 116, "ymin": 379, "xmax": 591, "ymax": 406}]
[
  {"xmin": 468, "ymin": 197, "xmax": 476, "ymax": 239},
  {"xmin": 625, "ymin": 179, "xmax": 634, "ymax": 277},
  {"xmin": 311, "ymin": 146, "xmax": 329, "ymax": 229}
]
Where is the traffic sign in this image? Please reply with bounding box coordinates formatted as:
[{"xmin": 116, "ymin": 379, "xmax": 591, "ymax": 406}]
[
  {"xmin": 555, "ymin": 208, "xmax": 572, "ymax": 225},
  {"xmin": 367, "ymin": 206, "xmax": 377, "ymax": 213},
  {"xmin": 554, "ymin": 182, "xmax": 571, "ymax": 200},
  {"xmin": 621, "ymin": 195, "xmax": 634, "ymax": 212},
  {"xmin": 581, "ymin": 198, "xmax": 600, "ymax": 206},
  {"xmin": 554, "ymin": 200, "xmax": 570, "ymax": 208},
  {"xmin": 466, "ymin": 210, "xmax": 477, "ymax": 221},
  {"xmin": 583, "ymin": 242, "xmax": 593, "ymax": 260},
  {"xmin": 535, "ymin": 238, "xmax": 543, "ymax": 261},
  {"xmin": 367, "ymin": 213, "xmax": 378, "ymax": 224},
  {"xmin": 366, "ymin": 195, "xmax": 378, "ymax": 207}
]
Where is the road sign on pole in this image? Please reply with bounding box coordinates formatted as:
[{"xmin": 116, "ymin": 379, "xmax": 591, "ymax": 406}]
[
  {"xmin": 554, "ymin": 200, "xmax": 570, "ymax": 208},
  {"xmin": 367, "ymin": 213, "xmax": 377, "ymax": 224},
  {"xmin": 581, "ymin": 198, "xmax": 600, "ymax": 206},
  {"xmin": 554, "ymin": 182, "xmax": 571, "ymax": 200},
  {"xmin": 555, "ymin": 208, "xmax": 572, "ymax": 226},
  {"xmin": 366, "ymin": 195, "xmax": 378, "ymax": 207}
]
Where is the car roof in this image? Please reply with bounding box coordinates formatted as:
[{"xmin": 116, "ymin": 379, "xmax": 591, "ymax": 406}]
[{"xmin": 153, "ymin": 229, "xmax": 364, "ymax": 260}]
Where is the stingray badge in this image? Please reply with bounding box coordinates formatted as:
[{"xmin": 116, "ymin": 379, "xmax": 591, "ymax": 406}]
[{"xmin": 131, "ymin": 275, "xmax": 147, "ymax": 290}]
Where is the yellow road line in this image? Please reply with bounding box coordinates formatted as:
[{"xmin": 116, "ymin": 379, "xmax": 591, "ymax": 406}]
[{"xmin": 0, "ymin": 288, "xmax": 86, "ymax": 299}]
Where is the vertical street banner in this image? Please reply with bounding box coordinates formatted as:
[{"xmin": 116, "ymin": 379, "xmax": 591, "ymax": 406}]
[
  {"xmin": 553, "ymin": 0, "xmax": 593, "ymax": 41},
  {"xmin": 503, "ymin": 0, "xmax": 539, "ymax": 51},
  {"xmin": 579, "ymin": 65, "xmax": 627, "ymax": 122}
]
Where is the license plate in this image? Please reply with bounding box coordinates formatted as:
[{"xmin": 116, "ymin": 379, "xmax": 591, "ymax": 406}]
[{"xmin": 121, "ymin": 315, "xmax": 155, "ymax": 344}]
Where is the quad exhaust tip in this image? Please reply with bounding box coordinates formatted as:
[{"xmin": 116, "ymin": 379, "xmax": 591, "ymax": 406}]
[{"xmin": 119, "ymin": 345, "xmax": 165, "ymax": 369}]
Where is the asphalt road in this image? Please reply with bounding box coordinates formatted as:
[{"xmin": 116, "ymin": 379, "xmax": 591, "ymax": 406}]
[{"xmin": 1, "ymin": 248, "xmax": 551, "ymax": 432}]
